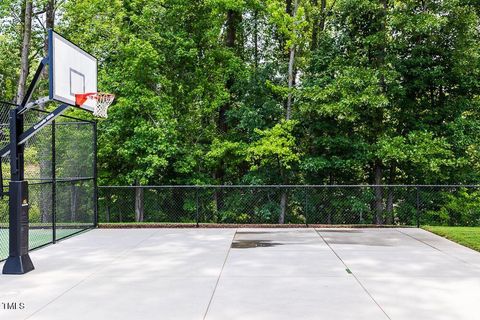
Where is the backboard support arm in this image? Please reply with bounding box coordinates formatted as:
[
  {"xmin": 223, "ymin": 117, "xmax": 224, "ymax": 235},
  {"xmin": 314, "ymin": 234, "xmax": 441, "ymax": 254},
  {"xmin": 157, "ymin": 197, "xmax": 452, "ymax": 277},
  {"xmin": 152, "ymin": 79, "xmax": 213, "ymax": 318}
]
[
  {"xmin": 0, "ymin": 103, "xmax": 71, "ymax": 158},
  {"xmin": 20, "ymin": 96, "xmax": 51, "ymax": 115},
  {"xmin": 18, "ymin": 104, "xmax": 70, "ymax": 145},
  {"xmin": 18, "ymin": 58, "xmax": 48, "ymax": 114}
]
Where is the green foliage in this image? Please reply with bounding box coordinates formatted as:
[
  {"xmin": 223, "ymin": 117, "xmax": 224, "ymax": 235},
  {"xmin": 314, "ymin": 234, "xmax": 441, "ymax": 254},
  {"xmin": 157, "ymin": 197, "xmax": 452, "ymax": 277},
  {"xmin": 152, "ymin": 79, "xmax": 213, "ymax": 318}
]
[
  {"xmin": 0, "ymin": 0, "xmax": 21, "ymax": 101},
  {"xmin": 300, "ymin": 0, "xmax": 480, "ymax": 186},
  {"xmin": 1, "ymin": 0, "xmax": 480, "ymax": 225},
  {"xmin": 247, "ymin": 120, "xmax": 301, "ymax": 182},
  {"xmin": 425, "ymin": 189, "xmax": 480, "ymax": 226},
  {"xmin": 377, "ymin": 131, "xmax": 455, "ymax": 177}
]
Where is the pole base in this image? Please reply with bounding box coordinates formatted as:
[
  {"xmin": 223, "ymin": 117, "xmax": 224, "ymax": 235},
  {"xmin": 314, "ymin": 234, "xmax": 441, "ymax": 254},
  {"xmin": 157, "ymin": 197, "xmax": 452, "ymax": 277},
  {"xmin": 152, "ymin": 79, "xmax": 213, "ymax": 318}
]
[{"xmin": 2, "ymin": 254, "xmax": 34, "ymax": 274}]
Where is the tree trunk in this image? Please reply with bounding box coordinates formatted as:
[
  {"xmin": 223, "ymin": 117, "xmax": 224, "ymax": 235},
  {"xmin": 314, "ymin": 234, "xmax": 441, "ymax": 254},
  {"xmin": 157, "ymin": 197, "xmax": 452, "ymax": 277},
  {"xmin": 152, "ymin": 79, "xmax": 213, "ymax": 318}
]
[
  {"xmin": 279, "ymin": 190, "xmax": 287, "ymax": 224},
  {"xmin": 311, "ymin": 0, "xmax": 318, "ymax": 50},
  {"xmin": 286, "ymin": 0, "xmax": 299, "ymax": 120},
  {"xmin": 43, "ymin": 0, "xmax": 55, "ymax": 54},
  {"xmin": 286, "ymin": 0, "xmax": 293, "ymax": 14},
  {"xmin": 253, "ymin": 9, "xmax": 259, "ymax": 70},
  {"xmin": 371, "ymin": 0, "xmax": 388, "ymax": 226},
  {"xmin": 106, "ymin": 193, "xmax": 111, "ymax": 223},
  {"xmin": 217, "ymin": 9, "xmax": 241, "ymax": 134},
  {"xmin": 385, "ymin": 163, "xmax": 395, "ymax": 224},
  {"xmin": 214, "ymin": 9, "xmax": 241, "ymax": 208},
  {"xmin": 378, "ymin": 0, "xmax": 388, "ymax": 92},
  {"xmin": 135, "ymin": 186, "xmax": 144, "ymax": 222},
  {"xmin": 278, "ymin": 0, "xmax": 299, "ymax": 223},
  {"xmin": 310, "ymin": 0, "xmax": 326, "ymax": 51},
  {"xmin": 42, "ymin": 0, "xmax": 55, "ymax": 79},
  {"xmin": 386, "ymin": 189, "xmax": 393, "ymax": 224},
  {"xmin": 327, "ymin": 173, "xmax": 333, "ymax": 223},
  {"xmin": 286, "ymin": 47, "xmax": 295, "ymax": 120},
  {"xmin": 319, "ymin": 0, "xmax": 327, "ymax": 31},
  {"xmin": 374, "ymin": 162, "xmax": 383, "ymax": 225},
  {"xmin": 46, "ymin": 0, "xmax": 55, "ymax": 34},
  {"xmin": 16, "ymin": 0, "xmax": 33, "ymax": 104},
  {"xmin": 70, "ymin": 184, "xmax": 78, "ymax": 222}
]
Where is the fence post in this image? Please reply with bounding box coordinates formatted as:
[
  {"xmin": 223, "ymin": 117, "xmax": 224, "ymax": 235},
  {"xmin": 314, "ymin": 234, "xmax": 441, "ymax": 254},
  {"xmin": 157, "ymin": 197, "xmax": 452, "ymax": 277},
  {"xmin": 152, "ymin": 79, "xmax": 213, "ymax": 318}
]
[
  {"xmin": 52, "ymin": 120, "xmax": 56, "ymax": 243},
  {"xmin": 195, "ymin": 187, "xmax": 199, "ymax": 227},
  {"xmin": 134, "ymin": 185, "xmax": 144, "ymax": 222},
  {"xmin": 304, "ymin": 187, "xmax": 308, "ymax": 227},
  {"xmin": 416, "ymin": 186, "xmax": 420, "ymax": 228},
  {"xmin": 93, "ymin": 121, "xmax": 98, "ymax": 227}
]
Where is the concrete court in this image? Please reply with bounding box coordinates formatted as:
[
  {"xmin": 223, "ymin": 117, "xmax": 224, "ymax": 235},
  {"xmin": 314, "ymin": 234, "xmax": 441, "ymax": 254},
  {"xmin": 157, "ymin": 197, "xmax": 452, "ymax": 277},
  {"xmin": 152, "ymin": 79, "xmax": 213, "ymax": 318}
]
[{"xmin": 1, "ymin": 228, "xmax": 480, "ymax": 320}]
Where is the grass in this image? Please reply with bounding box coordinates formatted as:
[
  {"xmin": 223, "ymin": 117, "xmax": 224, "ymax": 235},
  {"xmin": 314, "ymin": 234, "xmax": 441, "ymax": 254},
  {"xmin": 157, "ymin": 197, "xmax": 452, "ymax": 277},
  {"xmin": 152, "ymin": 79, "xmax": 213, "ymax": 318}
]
[{"xmin": 423, "ymin": 226, "xmax": 480, "ymax": 252}]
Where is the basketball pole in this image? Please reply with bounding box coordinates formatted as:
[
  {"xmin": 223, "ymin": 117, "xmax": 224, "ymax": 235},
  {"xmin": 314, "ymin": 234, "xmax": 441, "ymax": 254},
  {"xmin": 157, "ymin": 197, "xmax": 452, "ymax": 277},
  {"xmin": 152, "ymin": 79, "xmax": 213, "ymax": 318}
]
[
  {"xmin": 2, "ymin": 59, "xmax": 47, "ymax": 274},
  {"xmin": 2, "ymin": 105, "xmax": 34, "ymax": 274},
  {"xmin": 2, "ymin": 61, "xmax": 75, "ymax": 274},
  {"xmin": 2, "ymin": 29, "xmax": 106, "ymax": 274}
]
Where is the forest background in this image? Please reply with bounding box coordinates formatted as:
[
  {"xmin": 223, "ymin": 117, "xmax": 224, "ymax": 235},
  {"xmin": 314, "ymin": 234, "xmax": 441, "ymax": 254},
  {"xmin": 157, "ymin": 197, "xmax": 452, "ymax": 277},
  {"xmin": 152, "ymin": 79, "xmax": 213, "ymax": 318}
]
[{"xmin": 1, "ymin": 0, "xmax": 479, "ymax": 224}]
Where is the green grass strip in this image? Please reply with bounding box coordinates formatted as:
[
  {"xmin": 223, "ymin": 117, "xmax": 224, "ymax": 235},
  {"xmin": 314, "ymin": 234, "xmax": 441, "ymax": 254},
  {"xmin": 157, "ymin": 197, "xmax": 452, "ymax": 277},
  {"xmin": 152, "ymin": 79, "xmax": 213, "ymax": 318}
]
[{"xmin": 423, "ymin": 226, "xmax": 480, "ymax": 252}]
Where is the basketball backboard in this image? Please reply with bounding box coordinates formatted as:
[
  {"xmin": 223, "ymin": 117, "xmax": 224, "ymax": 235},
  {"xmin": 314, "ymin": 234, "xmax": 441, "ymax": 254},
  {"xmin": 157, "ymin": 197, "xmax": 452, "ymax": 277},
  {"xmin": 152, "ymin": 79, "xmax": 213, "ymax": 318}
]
[{"xmin": 48, "ymin": 30, "xmax": 97, "ymax": 112}]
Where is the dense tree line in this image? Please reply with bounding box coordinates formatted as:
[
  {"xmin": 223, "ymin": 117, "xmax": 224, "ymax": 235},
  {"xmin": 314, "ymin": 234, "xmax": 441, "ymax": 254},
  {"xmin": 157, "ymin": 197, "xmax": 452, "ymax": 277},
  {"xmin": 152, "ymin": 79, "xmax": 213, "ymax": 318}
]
[{"xmin": 1, "ymin": 0, "xmax": 479, "ymax": 223}]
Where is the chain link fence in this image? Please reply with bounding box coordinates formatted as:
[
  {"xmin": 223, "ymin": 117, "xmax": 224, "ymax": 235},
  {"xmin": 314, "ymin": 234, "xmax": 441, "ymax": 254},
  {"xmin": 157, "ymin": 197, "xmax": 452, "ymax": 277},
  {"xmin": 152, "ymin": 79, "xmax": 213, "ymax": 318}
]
[
  {"xmin": 98, "ymin": 185, "xmax": 480, "ymax": 227},
  {"xmin": 2, "ymin": 107, "xmax": 479, "ymax": 257},
  {"xmin": 0, "ymin": 101, "xmax": 97, "ymax": 261}
]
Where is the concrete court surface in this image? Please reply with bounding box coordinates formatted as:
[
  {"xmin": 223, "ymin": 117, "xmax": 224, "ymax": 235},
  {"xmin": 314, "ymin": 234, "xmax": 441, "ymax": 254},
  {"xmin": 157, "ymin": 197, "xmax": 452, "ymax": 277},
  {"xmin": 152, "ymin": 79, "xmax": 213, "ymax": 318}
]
[{"xmin": 1, "ymin": 228, "xmax": 480, "ymax": 320}]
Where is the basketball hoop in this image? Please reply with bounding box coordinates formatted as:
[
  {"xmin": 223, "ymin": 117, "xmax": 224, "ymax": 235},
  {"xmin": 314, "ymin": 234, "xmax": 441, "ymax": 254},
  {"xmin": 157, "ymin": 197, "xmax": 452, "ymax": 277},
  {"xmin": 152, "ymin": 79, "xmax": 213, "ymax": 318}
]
[{"xmin": 75, "ymin": 92, "xmax": 115, "ymax": 118}]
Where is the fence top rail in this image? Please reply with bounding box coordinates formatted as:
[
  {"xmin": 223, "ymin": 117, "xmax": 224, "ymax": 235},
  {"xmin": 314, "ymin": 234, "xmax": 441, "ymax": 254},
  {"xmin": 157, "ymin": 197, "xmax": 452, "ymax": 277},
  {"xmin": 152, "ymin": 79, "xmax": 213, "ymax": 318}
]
[
  {"xmin": 0, "ymin": 103, "xmax": 93, "ymax": 123},
  {"xmin": 0, "ymin": 100, "xmax": 17, "ymax": 107},
  {"xmin": 98, "ymin": 184, "xmax": 480, "ymax": 188},
  {"xmin": 52, "ymin": 121, "xmax": 93, "ymax": 125},
  {"xmin": 31, "ymin": 108, "xmax": 95, "ymax": 123}
]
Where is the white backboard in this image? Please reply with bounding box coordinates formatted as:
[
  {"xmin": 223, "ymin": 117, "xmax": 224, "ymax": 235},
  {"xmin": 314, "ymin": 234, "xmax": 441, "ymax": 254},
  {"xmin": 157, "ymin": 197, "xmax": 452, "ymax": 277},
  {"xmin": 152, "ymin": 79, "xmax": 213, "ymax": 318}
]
[{"xmin": 48, "ymin": 30, "xmax": 97, "ymax": 112}]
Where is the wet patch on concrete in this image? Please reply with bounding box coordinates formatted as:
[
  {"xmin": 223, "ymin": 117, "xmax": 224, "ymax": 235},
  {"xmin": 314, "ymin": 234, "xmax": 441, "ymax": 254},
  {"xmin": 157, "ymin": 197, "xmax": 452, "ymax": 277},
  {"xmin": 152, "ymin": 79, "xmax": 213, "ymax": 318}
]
[
  {"xmin": 236, "ymin": 230, "xmax": 312, "ymax": 235},
  {"xmin": 324, "ymin": 239, "xmax": 393, "ymax": 246},
  {"xmin": 231, "ymin": 240, "xmax": 285, "ymax": 249},
  {"xmin": 235, "ymin": 232, "xmax": 273, "ymax": 235},
  {"xmin": 318, "ymin": 230, "xmax": 364, "ymax": 233}
]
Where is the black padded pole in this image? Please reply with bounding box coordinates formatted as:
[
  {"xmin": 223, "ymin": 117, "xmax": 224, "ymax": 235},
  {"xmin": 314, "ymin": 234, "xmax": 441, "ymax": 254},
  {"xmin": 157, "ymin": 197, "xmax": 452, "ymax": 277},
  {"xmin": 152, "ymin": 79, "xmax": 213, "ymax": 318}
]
[{"xmin": 3, "ymin": 109, "xmax": 34, "ymax": 274}]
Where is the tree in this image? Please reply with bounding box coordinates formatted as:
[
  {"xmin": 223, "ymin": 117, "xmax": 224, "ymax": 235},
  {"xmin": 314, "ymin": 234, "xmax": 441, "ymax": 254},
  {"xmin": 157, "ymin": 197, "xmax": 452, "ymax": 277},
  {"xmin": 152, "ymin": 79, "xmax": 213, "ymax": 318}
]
[
  {"xmin": 16, "ymin": 0, "xmax": 33, "ymax": 104},
  {"xmin": 1, "ymin": 0, "xmax": 477, "ymax": 226},
  {"xmin": 247, "ymin": 120, "xmax": 301, "ymax": 222},
  {"xmin": 300, "ymin": 0, "xmax": 480, "ymax": 223}
]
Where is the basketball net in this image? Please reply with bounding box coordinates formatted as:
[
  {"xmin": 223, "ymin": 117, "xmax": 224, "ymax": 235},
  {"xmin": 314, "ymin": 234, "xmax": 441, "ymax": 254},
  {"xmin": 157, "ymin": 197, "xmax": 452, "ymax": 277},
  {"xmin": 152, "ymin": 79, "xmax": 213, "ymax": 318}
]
[{"xmin": 75, "ymin": 92, "xmax": 115, "ymax": 118}]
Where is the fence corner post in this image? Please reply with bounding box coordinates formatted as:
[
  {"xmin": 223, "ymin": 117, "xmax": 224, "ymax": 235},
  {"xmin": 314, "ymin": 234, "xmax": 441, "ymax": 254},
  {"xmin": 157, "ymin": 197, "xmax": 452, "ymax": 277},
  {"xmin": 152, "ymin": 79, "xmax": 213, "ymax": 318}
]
[
  {"xmin": 93, "ymin": 121, "xmax": 98, "ymax": 228},
  {"xmin": 416, "ymin": 186, "xmax": 420, "ymax": 228},
  {"xmin": 52, "ymin": 120, "xmax": 56, "ymax": 243},
  {"xmin": 195, "ymin": 186, "xmax": 199, "ymax": 228}
]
